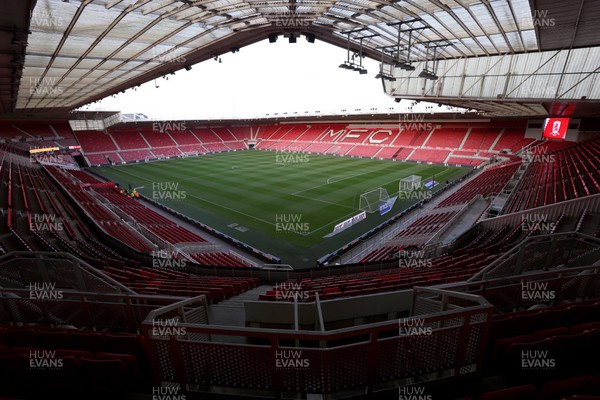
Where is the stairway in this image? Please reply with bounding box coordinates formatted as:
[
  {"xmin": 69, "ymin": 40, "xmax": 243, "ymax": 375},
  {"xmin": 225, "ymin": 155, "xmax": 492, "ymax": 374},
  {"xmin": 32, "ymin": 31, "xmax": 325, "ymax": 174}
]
[
  {"xmin": 206, "ymin": 284, "xmax": 272, "ymax": 343},
  {"xmin": 392, "ymin": 147, "xmax": 404, "ymax": 159}
]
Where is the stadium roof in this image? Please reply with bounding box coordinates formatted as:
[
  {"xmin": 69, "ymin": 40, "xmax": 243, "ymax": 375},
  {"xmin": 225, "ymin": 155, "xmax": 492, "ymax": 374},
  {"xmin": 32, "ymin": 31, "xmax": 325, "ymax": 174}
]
[{"xmin": 2, "ymin": 0, "xmax": 600, "ymax": 116}]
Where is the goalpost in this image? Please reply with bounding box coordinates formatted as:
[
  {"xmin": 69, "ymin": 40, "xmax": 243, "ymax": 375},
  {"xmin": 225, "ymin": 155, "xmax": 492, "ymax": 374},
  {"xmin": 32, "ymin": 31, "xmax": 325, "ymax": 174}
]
[
  {"xmin": 399, "ymin": 175, "xmax": 422, "ymax": 193},
  {"xmin": 359, "ymin": 187, "xmax": 390, "ymax": 213}
]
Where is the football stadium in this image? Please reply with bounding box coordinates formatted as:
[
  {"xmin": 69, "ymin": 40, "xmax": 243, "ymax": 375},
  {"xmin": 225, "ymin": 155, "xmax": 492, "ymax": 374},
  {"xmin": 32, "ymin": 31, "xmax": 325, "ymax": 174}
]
[{"xmin": 1, "ymin": 0, "xmax": 600, "ymax": 399}]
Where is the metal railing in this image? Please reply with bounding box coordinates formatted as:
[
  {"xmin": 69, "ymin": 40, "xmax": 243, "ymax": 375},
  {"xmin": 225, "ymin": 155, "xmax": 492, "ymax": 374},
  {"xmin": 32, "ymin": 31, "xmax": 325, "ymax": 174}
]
[
  {"xmin": 0, "ymin": 288, "xmax": 185, "ymax": 331},
  {"xmin": 439, "ymin": 263, "xmax": 600, "ymax": 312},
  {"xmin": 142, "ymin": 287, "xmax": 493, "ymax": 398}
]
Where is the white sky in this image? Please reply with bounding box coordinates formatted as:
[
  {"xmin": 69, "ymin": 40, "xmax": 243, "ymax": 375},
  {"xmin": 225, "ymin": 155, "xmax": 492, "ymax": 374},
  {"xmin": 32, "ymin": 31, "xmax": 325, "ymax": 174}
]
[{"xmin": 81, "ymin": 39, "xmax": 452, "ymax": 120}]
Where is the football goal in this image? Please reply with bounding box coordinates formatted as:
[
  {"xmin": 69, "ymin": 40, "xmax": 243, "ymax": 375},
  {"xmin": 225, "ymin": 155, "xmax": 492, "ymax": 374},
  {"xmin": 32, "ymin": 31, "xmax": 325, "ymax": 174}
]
[
  {"xmin": 359, "ymin": 187, "xmax": 390, "ymax": 213},
  {"xmin": 399, "ymin": 175, "xmax": 422, "ymax": 193}
]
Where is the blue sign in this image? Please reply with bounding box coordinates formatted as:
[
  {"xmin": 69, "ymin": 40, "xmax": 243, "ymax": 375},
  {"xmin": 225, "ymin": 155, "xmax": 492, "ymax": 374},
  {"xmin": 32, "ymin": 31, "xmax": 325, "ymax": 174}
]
[
  {"xmin": 423, "ymin": 179, "xmax": 438, "ymax": 189},
  {"xmin": 380, "ymin": 202, "xmax": 391, "ymax": 215}
]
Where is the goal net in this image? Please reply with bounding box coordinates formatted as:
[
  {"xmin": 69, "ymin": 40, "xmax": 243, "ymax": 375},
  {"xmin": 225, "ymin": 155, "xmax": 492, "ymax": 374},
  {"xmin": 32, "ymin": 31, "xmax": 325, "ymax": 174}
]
[
  {"xmin": 359, "ymin": 187, "xmax": 390, "ymax": 213},
  {"xmin": 399, "ymin": 175, "xmax": 421, "ymax": 193}
]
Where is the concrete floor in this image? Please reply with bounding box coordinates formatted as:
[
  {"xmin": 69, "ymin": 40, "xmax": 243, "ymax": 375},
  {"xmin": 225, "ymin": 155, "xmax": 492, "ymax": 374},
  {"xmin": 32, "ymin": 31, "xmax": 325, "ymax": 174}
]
[{"xmin": 437, "ymin": 197, "xmax": 490, "ymax": 244}]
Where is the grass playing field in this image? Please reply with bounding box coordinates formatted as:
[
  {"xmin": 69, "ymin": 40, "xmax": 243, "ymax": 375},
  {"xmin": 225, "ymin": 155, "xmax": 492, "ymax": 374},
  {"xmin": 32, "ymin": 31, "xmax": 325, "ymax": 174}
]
[{"xmin": 93, "ymin": 150, "xmax": 471, "ymax": 268}]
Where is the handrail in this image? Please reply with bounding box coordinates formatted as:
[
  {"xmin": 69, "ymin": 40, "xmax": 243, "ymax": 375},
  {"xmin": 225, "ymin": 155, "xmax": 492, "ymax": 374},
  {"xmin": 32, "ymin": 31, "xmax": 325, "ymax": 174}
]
[
  {"xmin": 142, "ymin": 287, "xmax": 492, "ymax": 337},
  {"xmin": 141, "ymin": 286, "xmax": 493, "ymax": 397},
  {"xmin": 481, "ymin": 193, "xmax": 600, "ymax": 230},
  {"xmin": 0, "ymin": 287, "xmax": 186, "ymax": 303},
  {"xmin": 0, "ymin": 286, "xmax": 186, "ymax": 330},
  {"xmin": 443, "ymin": 262, "xmax": 600, "ymax": 291},
  {"xmin": 0, "ymin": 251, "xmax": 136, "ymax": 294}
]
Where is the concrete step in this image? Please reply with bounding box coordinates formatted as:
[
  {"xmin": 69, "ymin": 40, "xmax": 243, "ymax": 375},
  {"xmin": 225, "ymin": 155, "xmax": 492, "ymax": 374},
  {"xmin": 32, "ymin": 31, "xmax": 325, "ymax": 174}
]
[
  {"xmin": 205, "ymin": 285, "xmax": 275, "ymax": 343},
  {"xmin": 208, "ymin": 285, "xmax": 272, "ymax": 326}
]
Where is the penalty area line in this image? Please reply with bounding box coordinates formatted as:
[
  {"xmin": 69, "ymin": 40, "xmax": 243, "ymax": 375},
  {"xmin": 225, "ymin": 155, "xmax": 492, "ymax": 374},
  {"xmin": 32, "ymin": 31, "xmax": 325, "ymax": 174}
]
[
  {"xmin": 290, "ymin": 193, "xmax": 355, "ymax": 211},
  {"xmin": 292, "ymin": 163, "xmax": 399, "ymax": 196}
]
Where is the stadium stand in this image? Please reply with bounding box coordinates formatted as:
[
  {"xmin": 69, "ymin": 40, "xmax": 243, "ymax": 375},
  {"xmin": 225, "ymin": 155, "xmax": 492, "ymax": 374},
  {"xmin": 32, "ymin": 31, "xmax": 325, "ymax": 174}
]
[
  {"xmin": 71, "ymin": 122, "xmax": 533, "ymax": 167},
  {"xmin": 436, "ymin": 161, "xmax": 521, "ymax": 208},
  {"xmin": 141, "ymin": 129, "xmax": 178, "ymax": 148},
  {"xmin": 110, "ymin": 130, "xmax": 149, "ymax": 150},
  {"xmin": 190, "ymin": 127, "xmax": 223, "ymax": 143},
  {"xmin": 447, "ymin": 157, "xmax": 487, "ymax": 166},
  {"xmin": 74, "ymin": 130, "xmax": 119, "ymax": 153},
  {"xmin": 119, "ymin": 150, "xmax": 155, "ymax": 162},
  {"xmin": 85, "ymin": 152, "xmax": 123, "ymax": 165},
  {"xmin": 409, "ymin": 148, "xmax": 451, "ymax": 163},
  {"xmin": 102, "ymin": 266, "xmax": 258, "ymax": 301},
  {"xmin": 346, "ymin": 144, "xmax": 382, "ymax": 157},
  {"xmin": 1, "ymin": 120, "xmax": 599, "ymax": 400},
  {"xmin": 493, "ymin": 128, "xmax": 535, "ymax": 152},
  {"xmin": 13, "ymin": 122, "xmax": 56, "ymax": 138},
  {"xmin": 262, "ymin": 222, "xmax": 525, "ymax": 301},
  {"xmin": 423, "ymin": 127, "xmax": 468, "ymax": 148},
  {"xmin": 463, "ymin": 127, "xmax": 503, "ymax": 151},
  {"xmin": 168, "ymin": 129, "xmax": 202, "ymax": 146},
  {"xmin": 303, "ymin": 141, "xmax": 334, "ymax": 153},
  {"xmin": 6, "ymin": 0, "xmax": 600, "ymax": 398},
  {"xmin": 373, "ymin": 145, "xmax": 401, "ymax": 158},
  {"xmin": 45, "ymin": 166, "xmax": 154, "ymax": 253},
  {"xmin": 504, "ymin": 137, "xmax": 600, "ymax": 213}
]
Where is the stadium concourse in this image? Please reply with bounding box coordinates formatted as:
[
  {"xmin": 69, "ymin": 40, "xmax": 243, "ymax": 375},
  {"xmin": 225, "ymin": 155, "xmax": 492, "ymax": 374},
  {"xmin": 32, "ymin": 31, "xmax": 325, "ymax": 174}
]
[{"xmin": 2, "ymin": 0, "xmax": 600, "ymax": 399}]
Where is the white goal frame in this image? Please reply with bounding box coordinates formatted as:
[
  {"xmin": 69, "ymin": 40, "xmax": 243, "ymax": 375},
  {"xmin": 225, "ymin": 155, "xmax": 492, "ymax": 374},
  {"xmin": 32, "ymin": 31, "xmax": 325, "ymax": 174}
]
[
  {"xmin": 399, "ymin": 175, "xmax": 422, "ymax": 193},
  {"xmin": 359, "ymin": 187, "xmax": 390, "ymax": 213}
]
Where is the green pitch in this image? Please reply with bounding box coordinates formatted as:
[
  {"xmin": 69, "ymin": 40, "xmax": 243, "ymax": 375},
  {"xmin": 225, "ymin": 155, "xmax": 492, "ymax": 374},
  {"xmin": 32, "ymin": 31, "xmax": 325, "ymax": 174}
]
[{"xmin": 93, "ymin": 150, "xmax": 470, "ymax": 268}]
